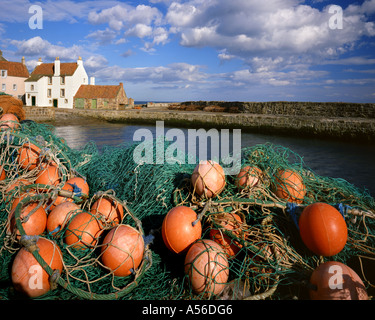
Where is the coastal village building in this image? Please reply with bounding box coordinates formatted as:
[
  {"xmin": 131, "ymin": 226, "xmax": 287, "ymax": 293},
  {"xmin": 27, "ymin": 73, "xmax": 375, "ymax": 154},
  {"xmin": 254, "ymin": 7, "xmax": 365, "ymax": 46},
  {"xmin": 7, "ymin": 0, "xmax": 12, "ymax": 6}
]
[
  {"xmin": 25, "ymin": 56, "xmax": 90, "ymax": 109},
  {"xmin": 0, "ymin": 50, "xmax": 30, "ymax": 101},
  {"xmin": 74, "ymin": 82, "xmax": 134, "ymax": 110}
]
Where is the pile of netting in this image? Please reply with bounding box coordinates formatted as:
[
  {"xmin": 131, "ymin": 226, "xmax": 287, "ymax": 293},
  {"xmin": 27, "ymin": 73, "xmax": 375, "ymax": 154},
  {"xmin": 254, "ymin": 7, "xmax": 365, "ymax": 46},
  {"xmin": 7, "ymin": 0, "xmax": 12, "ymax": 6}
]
[{"xmin": 1, "ymin": 119, "xmax": 375, "ymax": 300}]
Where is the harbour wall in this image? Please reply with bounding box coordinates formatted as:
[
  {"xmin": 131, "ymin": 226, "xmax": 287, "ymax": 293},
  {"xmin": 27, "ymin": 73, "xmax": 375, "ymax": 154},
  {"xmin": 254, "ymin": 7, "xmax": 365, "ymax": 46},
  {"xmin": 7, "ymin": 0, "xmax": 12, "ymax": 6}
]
[{"xmin": 23, "ymin": 102, "xmax": 375, "ymax": 142}]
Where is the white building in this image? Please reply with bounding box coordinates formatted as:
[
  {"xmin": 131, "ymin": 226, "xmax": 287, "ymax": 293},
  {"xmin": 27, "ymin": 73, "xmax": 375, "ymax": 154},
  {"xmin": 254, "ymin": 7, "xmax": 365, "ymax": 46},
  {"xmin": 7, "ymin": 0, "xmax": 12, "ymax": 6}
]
[{"xmin": 25, "ymin": 57, "xmax": 93, "ymax": 109}]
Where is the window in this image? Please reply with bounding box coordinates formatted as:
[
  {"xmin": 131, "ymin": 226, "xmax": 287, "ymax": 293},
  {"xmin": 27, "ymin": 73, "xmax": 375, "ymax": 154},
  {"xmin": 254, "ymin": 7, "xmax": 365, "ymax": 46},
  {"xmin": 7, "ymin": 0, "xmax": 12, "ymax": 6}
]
[
  {"xmin": 31, "ymin": 85, "xmax": 34, "ymax": 91},
  {"xmin": 47, "ymin": 89, "xmax": 51, "ymax": 97},
  {"xmin": 13, "ymin": 84, "xmax": 17, "ymax": 91},
  {"xmin": 61, "ymin": 76, "xmax": 65, "ymax": 85},
  {"xmin": 1, "ymin": 70, "xmax": 7, "ymax": 78},
  {"xmin": 60, "ymin": 89, "xmax": 65, "ymax": 97},
  {"xmin": 48, "ymin": 76, "xmax": 52, "ymax": 84},
  {"xmin": 2, "ymin": 84, "xmax": 5, "ymax": 91}
]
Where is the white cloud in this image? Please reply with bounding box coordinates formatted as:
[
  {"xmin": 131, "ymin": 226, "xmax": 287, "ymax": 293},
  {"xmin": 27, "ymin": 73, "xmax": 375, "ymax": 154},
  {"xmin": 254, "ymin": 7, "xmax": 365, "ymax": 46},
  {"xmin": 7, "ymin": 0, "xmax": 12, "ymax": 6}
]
[
  {"xmin": 88, "ymin": 4, "xmax": 163, "ymax": 30},
  {"xmin": 10, "ymin": 36, "xmax": 82, "ymax": 60},
  {"xmin": 86, "ymin": 28, "xmax": 118, "ymax": 45},
  {"xmin": 0, "ymin": 0, "xmax": 119, "ymax": 23},
  {"xmin": 92, "ymin": 62, "xmax": 207, "ymax": 85},
  {"xmin": 166, "ymin": 0, "xmax": 375, "ymax": 72},
  {"xmin": 125, "ymin": 24, "xmax": 153, "ymax": 38}
]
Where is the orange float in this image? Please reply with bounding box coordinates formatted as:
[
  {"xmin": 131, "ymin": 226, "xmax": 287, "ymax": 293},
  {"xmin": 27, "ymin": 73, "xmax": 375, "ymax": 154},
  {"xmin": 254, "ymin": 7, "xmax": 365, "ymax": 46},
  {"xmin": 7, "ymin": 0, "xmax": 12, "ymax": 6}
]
[
  {"xmin": 47, "ymin": 202, "xmax": 81, "ymax": 235},
  {"xmin": 10, "ymin": 190, "xmax": 45, "ymax": 211},
  {"xmin": 64, "ymin": 211, "xmax": 103, "ymax": 250},
  {"xmin": 274, "ymin": 168, "xmax": 306, "ymax": 203},
  {"xmin": 66, "ymin": 177, "xmax": 89, "ymax": 197},
  {"xmin": 235, "ymin": 166, "xmax": 262, "ymax": 189},
  {"xmin": 90, "ymin": 196, "xmax": 124, "ymax": 226},
  {"xmin": 184, "ymin": 239, "xmax": 229, "ymax": 297},
  {"xmin": 11, "ymin": 237, "xmax": 63, "ymax": 298},
  {"xmin": 0, "ymin": 165, "xmax": 6, "ymax": 181},
  {"xmin": 17, "ymin": 143, "xmax": 41, "ymax": 170},
  {"xmin": 35, "ymin": 163, "xmax": 61, "ymax": 186},
  {"xmin": 209, "ymin": 212, "xmax": 243, "ymax": 258},
  {"xmin": 8, "ymin": 203, "xmax": 47, "ymax": 239},
  {"xmin": 191, "ymin": 160, "xmax": 226, "ymax": 198},
  {"xmin": 0, "ymin": 113, "xmax": 19, "ymax": 131},
  {"xmin": 50, "ymin": 181, "xmax": 74, "ymax": 210},
  {"xmin": 162, "ymin": 206, "xmax": 202, "ymax": 254},
  {"xmin": 5, "ymin": 178, "xmax": 32, "ymax": 195},
  {"xmin": 299, "ymin": 202, "xmax": 347, "ymax": 256},
  {"xmin": 309, "ymin": 261, "xmax": 368, "ymax": 300},
  {"xmin": 101, "ymin": 224, "xmax": 144, "ymax": 277}
]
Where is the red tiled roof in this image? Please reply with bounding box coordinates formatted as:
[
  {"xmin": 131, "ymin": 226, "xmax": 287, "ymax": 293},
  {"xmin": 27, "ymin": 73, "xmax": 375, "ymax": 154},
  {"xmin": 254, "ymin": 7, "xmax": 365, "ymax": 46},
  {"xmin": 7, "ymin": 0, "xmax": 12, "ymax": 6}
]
[
  {"xmin": 31, "ymin": 62, "xmax": 78, "ymax": 76},
  {"xmin": 74, "ymin": 84, "xmax": 124, "ymax": 99},
  {"xmin": 0, "ymin": 61, "xmax": 29, "ymax": 78}
]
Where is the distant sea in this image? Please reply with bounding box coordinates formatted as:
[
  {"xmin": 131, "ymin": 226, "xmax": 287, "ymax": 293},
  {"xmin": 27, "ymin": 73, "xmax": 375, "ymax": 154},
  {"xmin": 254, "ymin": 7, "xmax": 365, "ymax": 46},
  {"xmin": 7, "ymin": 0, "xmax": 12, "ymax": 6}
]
[{"xmin": 134, "ymin": 101, "xmax": 178, "ymax": 105}]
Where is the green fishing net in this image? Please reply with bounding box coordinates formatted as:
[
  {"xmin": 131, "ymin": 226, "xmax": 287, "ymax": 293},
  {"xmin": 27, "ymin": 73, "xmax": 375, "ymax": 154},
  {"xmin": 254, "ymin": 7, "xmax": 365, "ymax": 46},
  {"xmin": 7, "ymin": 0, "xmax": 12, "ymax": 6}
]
[{"xmin": 0, "ymin": 119, "xmax": 375, "ymax": 300}]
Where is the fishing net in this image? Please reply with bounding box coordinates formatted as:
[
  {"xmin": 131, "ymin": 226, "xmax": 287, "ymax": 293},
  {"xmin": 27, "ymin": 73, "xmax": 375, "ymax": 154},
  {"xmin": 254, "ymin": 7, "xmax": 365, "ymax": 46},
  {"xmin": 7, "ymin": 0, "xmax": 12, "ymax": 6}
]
[{"xmin": 1, "ymin": 118, "xmax": 375, "ymax": 300}]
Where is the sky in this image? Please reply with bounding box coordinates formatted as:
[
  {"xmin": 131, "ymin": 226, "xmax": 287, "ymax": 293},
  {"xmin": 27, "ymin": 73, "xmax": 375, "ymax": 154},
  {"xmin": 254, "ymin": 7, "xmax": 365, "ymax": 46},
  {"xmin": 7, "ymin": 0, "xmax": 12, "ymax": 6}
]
[{"xmin": 0, "ymin": 0, "xmax": 374, "ymax": 102}]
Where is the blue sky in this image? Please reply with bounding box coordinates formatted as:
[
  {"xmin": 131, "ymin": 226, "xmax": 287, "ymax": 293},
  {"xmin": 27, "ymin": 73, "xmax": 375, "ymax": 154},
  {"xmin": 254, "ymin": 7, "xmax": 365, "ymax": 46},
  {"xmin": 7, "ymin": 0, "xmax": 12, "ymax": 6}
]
[{"xmin": 0, "ymin": 0, "xmax": 374, "ymax": 102}]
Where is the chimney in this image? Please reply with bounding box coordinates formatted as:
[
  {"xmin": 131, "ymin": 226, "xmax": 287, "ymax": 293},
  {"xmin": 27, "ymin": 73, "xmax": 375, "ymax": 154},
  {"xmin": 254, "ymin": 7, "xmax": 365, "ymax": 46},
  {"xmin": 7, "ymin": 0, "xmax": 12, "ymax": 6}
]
[
  {"xmin": 37, "ymin": 57, "xmax": 43, "ymax": 66},
  {"xmin": 77, "ymin": 56, "xmax": 83, "ymax": 66},
  {"xmin": 21, "ymin": 56, "xmax": 25, "ymax": 65},
  {"xmin": 54, "ymin": 57, "xmax": 60, "ymax": 76},
  {"xmin": 90, "ymin": 77, "xmax": 95, "ymax": 85}
]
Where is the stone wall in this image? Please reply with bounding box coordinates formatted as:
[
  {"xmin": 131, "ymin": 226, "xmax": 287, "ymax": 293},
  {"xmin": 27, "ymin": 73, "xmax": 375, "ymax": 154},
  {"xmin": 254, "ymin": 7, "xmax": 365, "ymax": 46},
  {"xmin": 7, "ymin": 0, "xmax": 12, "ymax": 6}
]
[
  {"xmin": 56, "ymin": 107, "xmax": 375, "ymax": 142},
  {"xmin": 23, "ymin": 106, "xmax": 55, "ymax": 121},
  {"xmin": 181, "ymin": 101, "xmax": 375, "ymax": 118}
]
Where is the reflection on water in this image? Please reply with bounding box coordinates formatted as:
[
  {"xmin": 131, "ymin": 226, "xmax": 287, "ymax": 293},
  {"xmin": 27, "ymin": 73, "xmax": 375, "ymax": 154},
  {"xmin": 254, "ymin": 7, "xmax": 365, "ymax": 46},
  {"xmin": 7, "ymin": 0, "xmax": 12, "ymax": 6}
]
[{"xmin": 53, "ymin": 119, "xmax": 375, "ymax": 197}]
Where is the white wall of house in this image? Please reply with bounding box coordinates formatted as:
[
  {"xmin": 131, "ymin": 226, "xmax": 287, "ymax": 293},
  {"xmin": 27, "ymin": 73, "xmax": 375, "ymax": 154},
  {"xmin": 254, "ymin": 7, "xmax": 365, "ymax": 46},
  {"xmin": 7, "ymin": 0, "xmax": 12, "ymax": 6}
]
[{"xmin": 25, "ymin": 58, "xmax": 89, "ymax": 108}]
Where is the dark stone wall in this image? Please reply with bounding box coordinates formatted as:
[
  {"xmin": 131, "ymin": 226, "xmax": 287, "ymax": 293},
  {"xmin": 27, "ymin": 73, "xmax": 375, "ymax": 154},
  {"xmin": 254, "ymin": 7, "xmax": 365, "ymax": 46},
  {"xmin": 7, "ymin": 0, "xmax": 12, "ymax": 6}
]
[{"xmin": 180, "ymin": 101, "xmax": 375, "ymax": 118}]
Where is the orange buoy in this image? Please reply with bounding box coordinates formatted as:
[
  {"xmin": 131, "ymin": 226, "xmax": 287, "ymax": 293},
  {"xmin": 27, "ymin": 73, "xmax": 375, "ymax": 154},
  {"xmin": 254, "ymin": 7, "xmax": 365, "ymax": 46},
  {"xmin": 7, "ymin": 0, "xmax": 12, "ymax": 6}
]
[
  {"xmin": 65, "ymin": 177, "xmax": 89, "ymax": 197},
  {"xmin": 184, "ymin": 239, "xmax": 229, "ymax": 297},
  {"xmin": 191, "ymin": 160, "xmax": 226, "ymax": 198},
  {"xmin": 0, "ymin": 165, "xmax": 6, "ymax": 181},
  {"xmin": 90, "ymin": 196, "xmax": 124, "ymax": 226},
  {"xmin": 17, "ymin": 143, "xmax": 41, "ymax": 170},
  {"xmin": 47, "ymin": 202, "xmax": 81, "ymax": 235},
  {"xmin": 8, "ymin": 202, "xmax": 47, "ymax": 239},
  {"xmin": 309, "ymin": 261, "xmax": 368, "ymax": 300},
  {"xmin": 274, "ymin": 168, "xmax": 306, "ymax": 203},
  {"xmin": 235, "ymin": 166, "xmax": 262, "ymax": 189},
  {"xmin": 11, "ymin": 237, "xmax": 63, "ymax": 298},
  {"xmin": 209, "ymin": 212, "xmax": 243, "ymax": 258},
  {"xmin": 64, "ymin": 211, "xmax": 103, "ymax": 250},
  {"xmin": 35, "ymin": 163, "xmax": 61, "ymax": 186},
  {"xmin": 5, "ymin": 178, "xmax": 32, "ymax": 195},
  {"xmin": 50, "ymin": 183, "xmax": 74, "ymax": 210},
  {"xmin": 101, "ymin": 224, "xmax": 144, "ymax": 277},
  {"xmin": 10, "ymin": 190, "xmax": 45, "ymax": 211},
  {"xmin": 162, "ymin": 206, "xmax": 202, "ymax": 254},
  {"xmin": 0, "ymin": 113, "xmax": 19, "ymax": 131},
  {"xmin": 299, "ymin": 202, "xmax": 347, "ymax": 257}
]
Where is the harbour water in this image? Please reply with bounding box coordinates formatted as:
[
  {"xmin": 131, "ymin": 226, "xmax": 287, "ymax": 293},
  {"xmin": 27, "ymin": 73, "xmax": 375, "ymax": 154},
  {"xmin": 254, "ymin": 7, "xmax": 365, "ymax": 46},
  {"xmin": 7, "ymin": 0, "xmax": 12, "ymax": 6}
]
[{"xmin": 53, "ymin": 118, "xmax": 375, "ymax": 197}]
